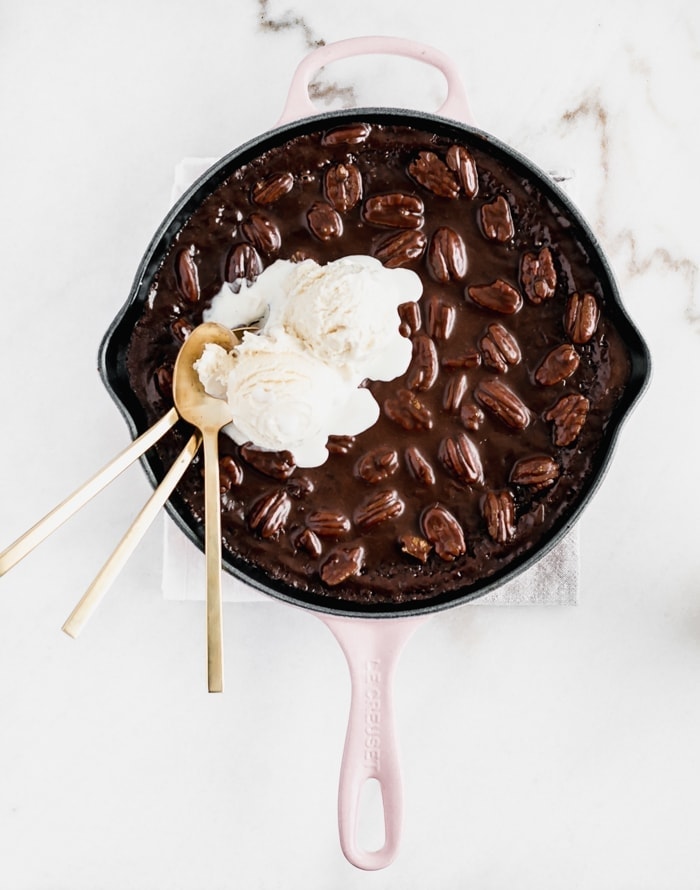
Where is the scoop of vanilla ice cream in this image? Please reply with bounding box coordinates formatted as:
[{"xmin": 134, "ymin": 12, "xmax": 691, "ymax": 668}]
[
  {"xmin": 266, "ymin": 256, "xmax": 422, "ymax": 381},
  {"xmin": 222, "ymin": 332, "xmax": 379, "ymax": 467}
]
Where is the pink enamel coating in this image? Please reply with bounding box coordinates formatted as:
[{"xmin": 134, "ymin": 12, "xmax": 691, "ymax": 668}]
[{"xmin": 275, "ymin": 37, "xmax": 476, "ymax": 870}]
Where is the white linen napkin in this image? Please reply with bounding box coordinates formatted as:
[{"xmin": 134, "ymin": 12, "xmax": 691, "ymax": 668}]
[{"xmin": 161, "ymin": 158, "xmax": 579, "ymax": 607}]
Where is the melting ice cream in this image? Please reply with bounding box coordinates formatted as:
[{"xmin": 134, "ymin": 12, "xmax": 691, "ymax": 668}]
[{"xmin": 194, "ymin": 256, "xmax": 422, "ymax": 467}]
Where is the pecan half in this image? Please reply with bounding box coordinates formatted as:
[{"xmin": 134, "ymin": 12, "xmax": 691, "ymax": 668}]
[
  {"xmin": 408, "ymin": 151, "xmax": 460, "ymax": 198},
  {"xmin": 383, "ymin": 389, "xmax": 433, "ymax": 430},
  {"xmin": 482, "ymin": 490, "xmax": 516, "ymax": 543},
  {"xmin": 225, "ymin": 243, "xmax": 264, "ymax": 282},
  {"xmin": 241, "ymin": 212, "xmax": 281, "ymax": 254},
  {"xmin": 521, "ymin": 246, "xmax": 557, "ymax": 303},
  {"xmin": 285, "ymin": 476, "xmax": 314, "ymax": 499},
  {"xmin": 252, "ymin": 172, "xmax": 294, "ymax": 205},
  {"xmin": 307, "ymin": 201, "xmax": 343, "ymax": 240},
  {"xmin": 460, "ymin": 402, "xmax": 484, "ymax": 431},
  {"xmin": 467, "ymin": 279, "xmax": 523, "ymax": 314},
  {"xmin": 406, "ymin": 333, "xmax": 439, "ymax": 391},
  {"xmin": 294, "ymin": 528, "xmax": 322, "ymax": 559},
  {"xmin": 534, "ymin": 344, "xmax": 580, "ymax": 386},
  {"xmin": 240, "ymin": 444, "xmax": 296, "ymax": 480},
  {"xmin": 248, "ymin": 490, "xmax": 291, "ymax": 538},
  {"xmin": 154, "ymin": 365, "xmax": 173, "ymax": 399},
  {"xmin": 475, "ymin": 379, "xmax": 530, "ymax": 430},
  {"xmin": 320, "ymin": 546, "xmax": 365, "ymax": 585},
  {"xmin": 397, "ymin": 300, "xmax": 422, "ymax": 337},
  {"xmin": 446, "ymin": 145, "xmax": 479, "ymax": 197},
  {"xmin": 363, "ymin": 193, "xmax": 424, "ymax": 228},
  {"xmin": 510, "ymin": 455, "xmax": 560, "ymax": 490},
  {"xmin": 355, "ymin": 447, "xmax": 399, "ymax": 484},
  {"xmin": 219, "ymin": 455, "xmax": 243, "ymax": 492},
  {"xmin": 438, "ymin": 432, "xmax": 483, "ymax": 484},
  {"xmin": 480, "ymin": 195, "xmax": 515, "ymax": 241},
  {"xmin": 480, "ymin": 334, "xmax": 507, "ymax": 373},
  {"xmin": 442, "ymin": 373, "xmax": 468, "ymax": 413},
  {"xmin": 404, "ymin": 446, "xmax": 436, "ymax": 486},
  {"xmin": 442, "ymin": 350, "xmax": 482, "ymax": 370},
  {"xmin": 321, "ymin": 123, "xmax": 371, "ymax": 145},
  {"xmin": 373, "ymin": 230, "xmax": 427, "ymax": 269},
  {"xmin": 480, "ymin": 322, "xmax": 521, "ymax": 373},
  {"xmin": 354, "ymin": 490, "xmax": 404, "ymax": 530},
  {"xmin": 420, "ymin": 504, "xmax": 466, "ymax": 562},
  {"xmin": 425, "ymin": 295, "xmax": 456, "ymax": 340},
  {"xmin": 325, "ymin": 163, "xmax": 362, "ymax": 213},
  {"xmin": 488, "ymin": 322, "xmax": 521, "ymax": 364},
  {"xmin": 545, "ymin": 394, "xmax": 590, "ymax": 446},
  {"xmin": 306, "ymin": 510, "xmax": 351, "ymax": 538},
  {"xmin": 176, "ymin": 248, "xmax": 200, "ymax": 302},
  {"xmin": 326, "ymin": 435, "xmax": 356, "ymax": 455},
  {"xmin": 427, "ymin": 227, "xmax": 468, "ymax": 282},
  {"xmin": 564, "ymin": 292, "xmax": 600, "ymax": 344}
]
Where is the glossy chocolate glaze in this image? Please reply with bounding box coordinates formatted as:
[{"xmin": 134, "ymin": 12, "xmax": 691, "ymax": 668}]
[{"xmin": 126, "ymin": 122, "xmax": 631, "ymax": 605}]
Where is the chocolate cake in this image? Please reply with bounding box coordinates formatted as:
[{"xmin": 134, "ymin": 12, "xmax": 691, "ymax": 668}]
[{"xmin": 124, "ymin": 118, "xmax": 633, "ymax": 606}]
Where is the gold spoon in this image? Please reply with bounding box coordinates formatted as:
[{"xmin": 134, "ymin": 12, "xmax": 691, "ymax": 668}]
[
  {"xmin": 61, "ymin": 431, "xmax": 202, "ymax": 638},
  {"xmin": 171, "ymin": 322, "xmax": 239, "ymax": 693}
]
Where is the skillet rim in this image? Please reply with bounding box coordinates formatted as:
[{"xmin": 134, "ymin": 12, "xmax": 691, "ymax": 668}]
[{"xmin": 99, "ymin": 107, "xmax": 652, "ymax": 618}]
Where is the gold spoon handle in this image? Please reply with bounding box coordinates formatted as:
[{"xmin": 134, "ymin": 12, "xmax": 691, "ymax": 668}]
[
  {"xmin": 62, "ymin": 431, "xmax": 201, "ymax": 639},
  {"xmin": 203, "ymin": 428, "xmax": 224, "ymax": 693},
  {"xmin": 0, "ymin": 407, "xmax": 180, "ymax": 577}
]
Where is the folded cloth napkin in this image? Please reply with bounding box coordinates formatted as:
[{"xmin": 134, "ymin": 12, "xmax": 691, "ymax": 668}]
[{"xmin": 161, "ymin": 158, "xmax": 579, "ymax": 607}]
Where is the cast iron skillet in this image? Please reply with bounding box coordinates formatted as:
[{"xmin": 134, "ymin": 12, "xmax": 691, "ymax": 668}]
[{"xmin": 99, "ymin": 38, "xmax": 651, "ymax": 869}]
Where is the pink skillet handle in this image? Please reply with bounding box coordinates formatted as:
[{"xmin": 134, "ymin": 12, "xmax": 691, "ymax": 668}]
[
  {"xmin": 276, "ymin": 36, "xmax": 477, "ymax": 127},
  {"xmin": 321, "ymin": 613, "xmax": 427, "ymax": 871}
]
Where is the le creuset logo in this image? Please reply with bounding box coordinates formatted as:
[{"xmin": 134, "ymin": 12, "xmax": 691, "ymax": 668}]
[{"xmin": 364, "ymin": 659, "xmax": 381, "ymax": 769}]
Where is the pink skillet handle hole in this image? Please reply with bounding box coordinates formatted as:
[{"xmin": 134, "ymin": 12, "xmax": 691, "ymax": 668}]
[
  {"xmin": 357, "ymin": 777, "xmax": 386, "ymax": 852},
  {"xmin": 277, "ymin": 36, "xmax": 477, "ymax": 127}
]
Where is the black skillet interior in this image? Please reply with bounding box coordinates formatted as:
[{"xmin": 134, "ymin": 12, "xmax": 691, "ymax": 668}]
[{"xmin": 100, "ymin": 108, "xmax": 651, "ymax": 617}]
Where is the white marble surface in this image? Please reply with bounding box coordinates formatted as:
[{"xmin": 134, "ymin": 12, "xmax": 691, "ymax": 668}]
[{"xmin": 0, "ymin": 1, "xmax": 698, "ymax": 887}]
